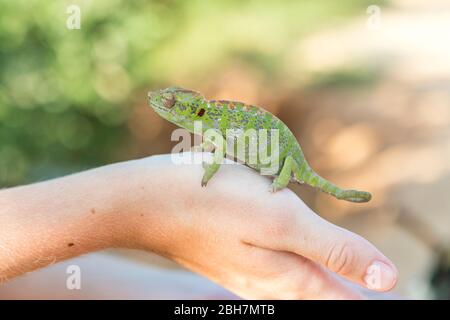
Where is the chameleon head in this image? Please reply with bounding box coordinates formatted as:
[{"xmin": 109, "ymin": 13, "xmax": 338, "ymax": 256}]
[{"xmin": 148, "ymin": 87, "xmax": 203, "ymax": 124}]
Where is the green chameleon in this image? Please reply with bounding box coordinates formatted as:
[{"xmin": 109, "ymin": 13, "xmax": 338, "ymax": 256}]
[{"xmin": 148, "ymin": 86, "xmax": 371, "ymax": 203}]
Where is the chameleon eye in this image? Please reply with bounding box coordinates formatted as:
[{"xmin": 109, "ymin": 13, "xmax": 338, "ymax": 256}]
[
  {"xmin": 197, "ymin": 108, "xmax": 205, "ymax": 117},
  {"xmin": 163, "ymin": 94, "xmax": 176, "ymax": 108}
]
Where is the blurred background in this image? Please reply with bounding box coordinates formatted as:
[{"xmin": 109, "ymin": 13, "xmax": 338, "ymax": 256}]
[{"xmin": 1, "ymin": 0, "xmax": 449, "ymax": 299}]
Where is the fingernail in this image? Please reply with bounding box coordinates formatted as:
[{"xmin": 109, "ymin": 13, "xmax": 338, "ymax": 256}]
[{"xmin": 364, "ymin": 260, "xmax": 397, "ymax": 291}]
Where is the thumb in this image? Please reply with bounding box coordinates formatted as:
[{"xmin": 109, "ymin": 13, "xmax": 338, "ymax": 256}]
[
  {"xmin": 250, "ymin": 199, "xmax": 398, "ymax": 292},
  {"xmin": 288, "ymin": 207, "xmax": 398, "ymax": 291}
]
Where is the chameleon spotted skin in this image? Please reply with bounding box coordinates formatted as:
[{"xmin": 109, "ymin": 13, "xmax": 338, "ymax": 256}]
[{"xmin": 148, "ymin": 87, "xmax": 371, "ymax": 203}]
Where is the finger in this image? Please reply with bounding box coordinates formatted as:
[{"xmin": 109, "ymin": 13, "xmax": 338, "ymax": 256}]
[
  {"xmin": 247, "ymin": 193, "xmax": 398, "ymax": 292},
  {"xmin": 229, "ymin": 244, "xmax": 365, "ymax": 300}
]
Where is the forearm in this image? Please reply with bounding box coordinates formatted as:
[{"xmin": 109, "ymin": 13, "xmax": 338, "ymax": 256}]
[{"xmin": 0, "ymin": 159, "xmax": 160, "ymax": 280}]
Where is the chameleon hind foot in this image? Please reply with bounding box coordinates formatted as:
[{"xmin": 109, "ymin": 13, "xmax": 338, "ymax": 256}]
[
  {"xmin": 269, "ymin": 155, "xmax": 297, "ymax": 193},
  {"xmin": 269, "ymin": 182, "xmax": 284, "ymax": 193}
]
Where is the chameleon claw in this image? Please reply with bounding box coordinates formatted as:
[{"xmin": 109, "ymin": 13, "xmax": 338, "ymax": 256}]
[{"xmin": 269, "ymin": 184, "xmax": 282, "ymax": 193}]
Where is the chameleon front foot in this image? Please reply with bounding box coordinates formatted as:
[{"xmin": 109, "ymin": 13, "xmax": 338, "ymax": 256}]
[
  {"xmin": 201, "ymin": 161, "xmax": 221, "ymax": 187},
  {"xmin": 269, "ymin": 156, "xmax": 295, "ymax": 193},
  {"xmin": 201, "ymin": 161, "xmax": 210, "ymax": 187}
]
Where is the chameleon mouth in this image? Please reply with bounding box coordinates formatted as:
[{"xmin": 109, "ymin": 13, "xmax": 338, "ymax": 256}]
[
  {"xmin": 149, "ymin": 100, "xmax": 168, "ymax": 112},
  {"xmin": 154, "ymin": 106, "xmax": 171, "ymax": 116},
  {"xmin": 150, "ymin": 102, "xmax": 183, "ymax": 122}
]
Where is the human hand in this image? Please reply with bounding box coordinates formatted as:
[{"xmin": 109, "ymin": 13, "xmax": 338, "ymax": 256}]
[
  {"xmin": 121, "ymin": 153, "xmax": 398, "ymax": 299},
  {"xmin": 0, "ymin": 152, "xmax": 397, "ymax": 299}
]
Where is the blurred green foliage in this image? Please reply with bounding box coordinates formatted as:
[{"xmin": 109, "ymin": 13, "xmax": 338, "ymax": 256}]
[
  {"xmin": 0, "ymin": 0, "xmax": 377, "ymax": 186},
  {"xmin": 307, "ymin": 66, "xmax": 381, "ymax": 89}
]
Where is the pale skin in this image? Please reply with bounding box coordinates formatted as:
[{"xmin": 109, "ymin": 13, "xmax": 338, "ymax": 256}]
[{"xmin": 0, "ymin": 153, "xmax": 397, "ymax": 299}]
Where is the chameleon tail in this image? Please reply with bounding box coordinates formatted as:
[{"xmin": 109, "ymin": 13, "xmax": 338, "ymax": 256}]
[{"xmin": 296, "ymin": 162, "xmax": 371, "ymax": 203}]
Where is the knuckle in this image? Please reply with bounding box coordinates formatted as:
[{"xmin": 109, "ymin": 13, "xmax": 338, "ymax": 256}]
[{"xmin": 325, "ymin": 240, "xmax": 356, "ymax": 275}]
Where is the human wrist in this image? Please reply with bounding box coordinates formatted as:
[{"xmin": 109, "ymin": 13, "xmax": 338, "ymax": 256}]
[{"xmin": 109, "ymin": 156, "xmax": 182, "ymax": 253}]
